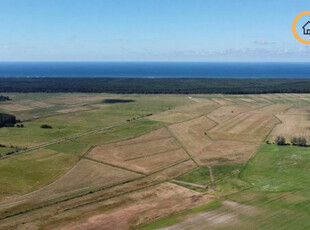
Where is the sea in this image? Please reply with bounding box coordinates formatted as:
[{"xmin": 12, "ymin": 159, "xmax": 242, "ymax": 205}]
[{"xmin": 0, "ymin": 62, "xmax": 309, "ymax": 78}]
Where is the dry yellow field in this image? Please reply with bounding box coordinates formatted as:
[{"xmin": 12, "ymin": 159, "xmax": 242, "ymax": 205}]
[
  {"xmin": 86, "ymin": 127, "xmax": 191, "ymax": 174},
  {"xmin": 211, "ymin": 98, "xmax": 232, "ymax": 105},
  {"xmin": 209, "ymin": 113, "xmax": 279, "ymax": 142},
  {"xmin": 269, "ymin": 114, "xmax": 310, "ymax": 142},
  {"xmin": 168, "ymin": 116, "xmax": 216, "ymax": 156},
  {"xmin": 256, "ymin": 104, "xmax": 291, "ymax": 113},
  {"xmin": 172, "ymin": 101, "xmax": 219, "ymax": 115},
  {"xmin": 194, "ymin": 140, "xmax": 260, "ymax": 165},
  {"xmin": 149, "ymin": 111, "xmax": 198, "ymax": 123},
  {"xmin": 207, "ymin": 105, "xmax": 251, "ymax": 123}
]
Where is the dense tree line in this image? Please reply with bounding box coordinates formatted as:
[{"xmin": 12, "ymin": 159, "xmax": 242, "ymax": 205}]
[
  {"xmin": 0, "ymin": 113, "xmax": 17, "ymax": 127},
  {"xmin": 0, "ymin": 95, "xmax": 10, "ymax": 101},
  {"xmin": 0, "ymin": 78, "xmax": 310, "ymax": 94}
]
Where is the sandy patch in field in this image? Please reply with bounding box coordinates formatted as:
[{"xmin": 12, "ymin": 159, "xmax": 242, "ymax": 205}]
[
  {"xmin": 159, "ymin": 211, "xmax": 239, "ymax": 230},
  {"xmin": 169, "ymin": 116, "xmax": 216, "ymax": 156},
  {"xmin": 209, "ymin": 112, "xmax": 279, "ymax": 142},
  {"xmin": 268, "ymin": 114, "xmax": 310, "ymax": 142},
  {"xmin": 57, "ymin": 183, "xmax": 214, "ymax": 230},
  {"xmin": 195, "ymin": 140, "xmax": 260, "ymax": 165},
  {"xmin": 207, "ymin": 105, "xmax": 251, "ymax": 123},
  {"xmin": 222, "ymin": 200, "xmax": 260, "ymax": 216},
  {"xmin": 158, "ymin": 200, "xmax": 260, "ymax": 230},
  {"xmin": 149, "ymin": 111, "xmax": 198, "ymax": 123}
]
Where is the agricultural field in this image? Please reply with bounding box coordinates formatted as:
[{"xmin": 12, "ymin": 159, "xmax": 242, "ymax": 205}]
[{"xmin": 0, "ymin": 93, "xmax": 309, "ymax": 229}]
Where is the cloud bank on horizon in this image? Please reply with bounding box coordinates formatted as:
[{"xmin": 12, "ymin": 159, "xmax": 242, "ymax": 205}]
[{"xmin": 0, "ymin": 0, "xmax": 310, "ymax": 62}]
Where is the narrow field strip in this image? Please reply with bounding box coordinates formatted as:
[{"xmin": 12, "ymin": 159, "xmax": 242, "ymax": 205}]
[
  {"xmin": 124, "ymin": 148, "xmax": 181, "ymax": 161},
  {"xmin": 83, "ymin": 157, "xmax": 145, "ymax": 175},
  {"xmin": 171, "ymin": 180, "xmax": 207, "ymax": 189}
]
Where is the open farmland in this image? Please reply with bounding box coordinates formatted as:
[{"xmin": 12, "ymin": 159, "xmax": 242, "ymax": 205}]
[
  {"xmin": 0, "ymin": 93, "xmax": 309, "ymax": 229},
  {"xmin": 268, "ymin": 114, "xmax": 310, "ymax": 142}
]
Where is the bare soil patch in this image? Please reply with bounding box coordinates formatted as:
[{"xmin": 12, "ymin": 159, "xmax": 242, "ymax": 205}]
[{"xmin": 57, "ymin": 183, "xmax": 213, "ymax": 230}]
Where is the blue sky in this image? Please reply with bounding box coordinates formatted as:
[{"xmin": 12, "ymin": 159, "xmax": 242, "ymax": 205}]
[{"xmin": 0, "ymin": 0, "xmax": 310, "ymax": 62}]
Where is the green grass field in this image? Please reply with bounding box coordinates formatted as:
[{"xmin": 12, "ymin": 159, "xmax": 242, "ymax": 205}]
[{"xmin": 141, "ymin": 144, "xmax": 310, "ymax": 229}]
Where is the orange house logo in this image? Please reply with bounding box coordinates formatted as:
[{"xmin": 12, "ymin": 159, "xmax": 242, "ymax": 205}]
[{"xmin": 293, "ymin": 11, "xmax": 310, "ymax": 44}]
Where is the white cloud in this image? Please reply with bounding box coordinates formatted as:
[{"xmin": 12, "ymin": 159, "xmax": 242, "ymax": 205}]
[
  {"xmin": 1, "ymin": 45, "xmax": 9, "ymax": 49},
  {"xmin": 254, "ymin": 40, "xmax": 276, "ymax": 45}
]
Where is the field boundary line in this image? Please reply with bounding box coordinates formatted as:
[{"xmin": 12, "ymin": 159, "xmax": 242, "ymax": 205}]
[
  {"xmin": 83, "ymin": 157, "xmax": 145, "ymax": 175},
  {"xmin": 107, "ymin": 136, "xmax": 174, "ymax": 147},
  {"xmin": 148, "ymin": 158, "xmax": 190, "ymax": 175},
  {"xmin": 2, "ymin": 145, "xmax": 98, "ymax": 201},
  {"xmin": 207, "ymin": 166, "xmax": 215, "ymax": 189},
  {"xmin": 166, "ymin": 126, "xmax": 199, "ymax": 166}
]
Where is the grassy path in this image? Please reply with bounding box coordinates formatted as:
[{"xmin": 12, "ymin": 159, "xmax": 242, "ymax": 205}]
[{"xmin": 171, "ymin": 179, "xmax": 207, "ymax": 189}]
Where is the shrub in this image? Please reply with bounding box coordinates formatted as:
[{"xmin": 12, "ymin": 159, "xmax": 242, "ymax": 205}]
[
  {"xmin": 291, "ymin": 137, "xmax": 307, "ymax": 147},
  {"xmin": 275, "ymin": 136, "xmax": 286, "ymax": 145},
  {"xmin": 0, "ymin": 95, "xmax": 10, "ymax": 101},
  {"xmin": 0, "ymin": 113, "xmax": 17, "ymax": 128},
  {"xmin": 41, "ymin": 124, "xmax": 52, "ymax": 129}
]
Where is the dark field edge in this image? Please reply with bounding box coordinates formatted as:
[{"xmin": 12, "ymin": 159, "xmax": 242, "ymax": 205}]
[{"xmin": 0, "ymin": 78, "xmax": 310, "ymax": 94}]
